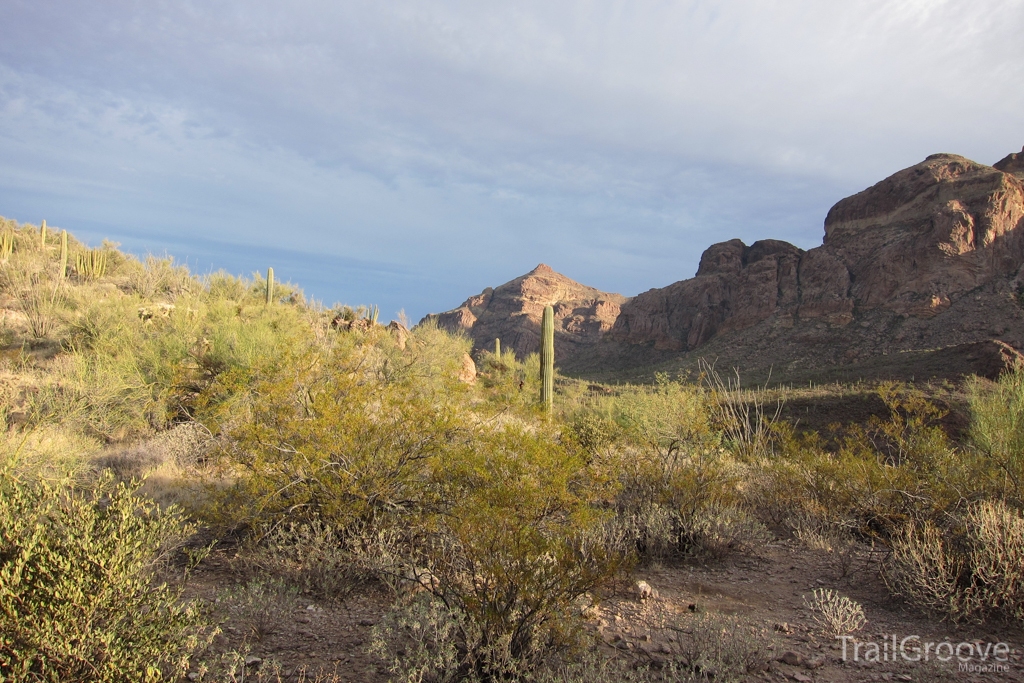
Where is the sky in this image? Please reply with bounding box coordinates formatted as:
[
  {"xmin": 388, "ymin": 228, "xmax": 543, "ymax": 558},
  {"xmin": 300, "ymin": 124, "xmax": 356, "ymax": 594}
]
[{"xmin": 1, "ymin": 1, "xmax": 1022, "ymax": 322}]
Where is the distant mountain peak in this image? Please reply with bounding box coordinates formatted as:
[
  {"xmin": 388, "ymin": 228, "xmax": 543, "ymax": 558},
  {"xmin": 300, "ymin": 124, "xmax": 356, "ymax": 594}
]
[{"xmin": 421, "ymin": 266, "xmax": 626, "ymax": 360}]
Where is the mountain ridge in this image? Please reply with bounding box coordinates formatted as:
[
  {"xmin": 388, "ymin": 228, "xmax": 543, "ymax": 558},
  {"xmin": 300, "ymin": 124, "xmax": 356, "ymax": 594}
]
[{"xmin": 425, "ymin": 147, "xmax": 1024, "ymax": 382}]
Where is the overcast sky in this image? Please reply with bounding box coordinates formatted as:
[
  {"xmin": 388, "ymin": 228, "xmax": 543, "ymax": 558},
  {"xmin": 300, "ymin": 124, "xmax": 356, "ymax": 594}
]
[{"xmin": 1, "ymin": 1, "xmax": 1021, "ymax": 321}]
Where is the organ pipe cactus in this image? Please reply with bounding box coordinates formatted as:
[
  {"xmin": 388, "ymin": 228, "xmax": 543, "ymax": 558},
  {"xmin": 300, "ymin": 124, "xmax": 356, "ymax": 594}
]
[
  {"xmin": 76, "ymin": 249, "xmax": 108, "ymax": 280},
  {"xmin": 266, "ymin": 267, "xmax": 275, "ymax": 305},
  {"xmin": 540, "ymin": 305, "xmax": 554, "ymax": 413}
]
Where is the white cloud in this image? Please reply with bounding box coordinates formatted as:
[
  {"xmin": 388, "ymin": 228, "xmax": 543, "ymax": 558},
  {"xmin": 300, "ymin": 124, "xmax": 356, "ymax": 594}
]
[{"xmin": 1, "ymin": 0, "xmax": 1022, "ymax": 318}]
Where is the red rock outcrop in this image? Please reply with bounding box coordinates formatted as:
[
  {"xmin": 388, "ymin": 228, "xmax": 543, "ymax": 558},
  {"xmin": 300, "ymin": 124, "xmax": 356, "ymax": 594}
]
[
  {"xmin": 995, "ymin": 146, "xmax": 1024, "ymax": 180},
  {"xmin": 612, "ymin": 239, "xmax": 805, "ymax": 351},
  {"xmin": 421, "ymin": 264, "xmax": 626, "ymax": 360},
  {"xmin": 608, "ymin": 150, "xmax": 1024, "ymax": 368},
  {"xmin": 821, "ymin": 153, "xmax": 1024, "ymax": 317},
  {"xmin": 426, "ymin": 148, "xmax": 1024, "ymax": 382}
]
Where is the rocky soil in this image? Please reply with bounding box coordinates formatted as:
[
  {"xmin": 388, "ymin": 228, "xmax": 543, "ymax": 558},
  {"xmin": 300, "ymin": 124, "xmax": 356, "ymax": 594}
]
[{"xmin": 185, "ymin": 540, "xmax": 1024, "ymax": 682}]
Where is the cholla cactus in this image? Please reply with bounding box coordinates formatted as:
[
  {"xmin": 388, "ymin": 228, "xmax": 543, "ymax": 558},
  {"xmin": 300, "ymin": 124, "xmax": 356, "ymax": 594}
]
[{"xmin": 803, "ymin": 589, "xmax": 867, "ymax": 637}]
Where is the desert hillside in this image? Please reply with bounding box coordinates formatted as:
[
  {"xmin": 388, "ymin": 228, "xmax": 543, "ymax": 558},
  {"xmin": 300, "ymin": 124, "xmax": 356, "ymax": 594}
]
[{"xmin": 2, "ymin": 173, "xmax": 1024, "ymax": 683}]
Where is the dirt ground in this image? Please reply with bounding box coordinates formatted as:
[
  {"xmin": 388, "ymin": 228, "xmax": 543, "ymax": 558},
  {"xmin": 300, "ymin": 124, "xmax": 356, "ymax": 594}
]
[{"xmin": 184, "ymin": 539, "xmax": 1023, "ymax": 682}]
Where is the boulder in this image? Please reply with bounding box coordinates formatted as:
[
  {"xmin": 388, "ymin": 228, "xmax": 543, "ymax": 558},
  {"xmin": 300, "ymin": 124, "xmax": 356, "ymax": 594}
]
[{"xmin": 458, "ymin": 353, "xmax": 477, "ymax": 384}]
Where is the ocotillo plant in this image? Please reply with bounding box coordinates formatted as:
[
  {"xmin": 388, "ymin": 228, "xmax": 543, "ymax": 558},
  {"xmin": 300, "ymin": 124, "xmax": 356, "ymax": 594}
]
[
  {"xmin": 59, "ymin": 230, "xmax": 68, "ymax": 279},
  {"xmin": 266, "ymin": 267, "xmax": 275, "ymax": 305},
  {"xmin": 40, "ymin": 220, "xmax": 47, "ymax": 250},
  {"xmin": 540, "ymin": 305, "xmax": 554, "ymax": 413}
]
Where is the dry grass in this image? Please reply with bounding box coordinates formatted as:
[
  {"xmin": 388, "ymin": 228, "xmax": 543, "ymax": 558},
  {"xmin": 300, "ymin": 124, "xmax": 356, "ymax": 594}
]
[{"xmin": 886, "ymin": 499, "xmax": 1024, "ymax": 623}]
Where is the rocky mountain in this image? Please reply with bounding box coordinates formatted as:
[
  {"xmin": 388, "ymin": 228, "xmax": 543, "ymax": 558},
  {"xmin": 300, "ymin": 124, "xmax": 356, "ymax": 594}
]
[
  {"xmin": 421, "ymin": 264, "xmax": 627, "ymax": 361},
  {"xmin": 425, "ymin": 147, "xmax": 1024, "ymax": 382}
]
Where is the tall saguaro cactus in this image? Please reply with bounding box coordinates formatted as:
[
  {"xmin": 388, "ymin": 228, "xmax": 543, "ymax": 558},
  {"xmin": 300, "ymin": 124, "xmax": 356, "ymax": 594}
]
[
  {"xmin": 540, "ymin": 305, "xmax": 554, "ymax": 413},
  {"xmin": 266, "ymin": 267, "xmax": 275, "ymax": 305},
  {"xmin": 495, "ymin": 337, "xmax": 501, "ymax": 357},
  {"xmin": 59, "ymin": 230, "xmax": 68, "ymax": 278},
  {"xmin": 40, "ymin": 220, "xmax": 47, "ymax": 249}
]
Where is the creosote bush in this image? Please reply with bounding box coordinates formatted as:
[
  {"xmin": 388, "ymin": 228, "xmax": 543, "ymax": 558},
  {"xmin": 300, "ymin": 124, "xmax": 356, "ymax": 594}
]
[
  {"xmin": 402, "ymin": 426, "xmax": 623, "ymax": 677},
  {"xmin": 968, "ymin": 366, "xmax": 1024, "ymax": 506},
  {"xmin": 748, "ymin": 384, "xmax": 977, "ymax": 537}
]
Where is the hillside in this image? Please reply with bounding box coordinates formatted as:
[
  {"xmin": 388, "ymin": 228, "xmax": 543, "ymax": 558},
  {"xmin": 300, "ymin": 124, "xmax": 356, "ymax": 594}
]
[{"xmin": 3, "ymin": 210, "xmax": 1024, "ymax": 682}]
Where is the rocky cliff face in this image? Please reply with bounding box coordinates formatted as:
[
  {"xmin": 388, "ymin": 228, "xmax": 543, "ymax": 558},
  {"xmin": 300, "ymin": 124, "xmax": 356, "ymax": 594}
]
[
  {"xmin": 611, "ymin": 238, "xmax": 810, "ymax": 351},
  {"xmin": 425, "ymin": 148, "xmax": 1024, "ymax": 381},
  {"xmin": 995, "ymin": 146, "xmax": 1024, "ymax": 180},
  {"xmin": 606, "ymin": 151, "xmax": 1024, "ymax": 371},
  {"xmin": 421, "ymin": 264, "xmax": 626, "ymax": 360}
]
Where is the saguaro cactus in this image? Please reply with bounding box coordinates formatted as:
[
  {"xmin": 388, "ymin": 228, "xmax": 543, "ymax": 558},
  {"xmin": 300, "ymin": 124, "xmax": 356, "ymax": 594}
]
[
  {"xmin": 59, "ymin": 230, "xmax": 68, "ymax": 278},
  {"xmin": 266, "ymin": 267, "xmax": 275, "ymax": 305},
  {"xmin": 40, "ymin": 220, "xmax": 47, "ymax": 249},
  {"xmin": 540, "ymin": 305, "xmax": 554, "ymax": 413},
  {"xmin": 495, "ymin": 337, "xmax": 501, "ymax": 357}
]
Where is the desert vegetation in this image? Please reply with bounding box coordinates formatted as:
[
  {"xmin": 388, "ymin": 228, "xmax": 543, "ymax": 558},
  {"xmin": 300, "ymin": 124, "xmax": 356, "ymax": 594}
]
[{"xmin": 1, "ymin": 216, "xmax": 1022, "ymax": 682}]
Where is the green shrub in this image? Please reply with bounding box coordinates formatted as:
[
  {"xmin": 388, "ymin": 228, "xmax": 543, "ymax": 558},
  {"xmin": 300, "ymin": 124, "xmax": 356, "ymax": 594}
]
[
  {"xmin": 222, "ymin": 330, "xmax": 622, "ymax": 678},
  {"xmin": 751, "ymin": 385, "xmax": 972, "ymax": 537},
  {"xmin": 122, "ymin": 254, "xmax": 196, "ymax": 299},
  {"xmin": 209, "ymin": 323, "xmax": 467, "ymax": 528},
  {"xmin": 968, "ymin": 367, "xmax": 1024, "ymax": 505},
  {"xmin": 0, "ymin": 425, "xmax": 101, "ymax": 482},
  {"xmin": 476, "ymin": 348, "xmax": 540, "ymax": 412},
  {"xmin": 0, "ymin": 468, "xmax": 208, "ymax": 682},
  {"xmin": 402, "ymin": 426, "xmax": 622, "ymax": 677}
]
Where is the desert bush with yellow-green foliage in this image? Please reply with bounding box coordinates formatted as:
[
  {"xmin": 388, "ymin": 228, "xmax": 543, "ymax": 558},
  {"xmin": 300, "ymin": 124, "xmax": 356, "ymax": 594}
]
[{"xmin": 3, "ymin": 215, "xmax": 1024, "ymax": 681}]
